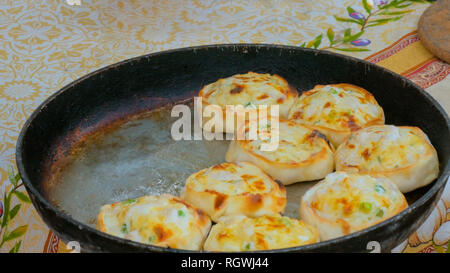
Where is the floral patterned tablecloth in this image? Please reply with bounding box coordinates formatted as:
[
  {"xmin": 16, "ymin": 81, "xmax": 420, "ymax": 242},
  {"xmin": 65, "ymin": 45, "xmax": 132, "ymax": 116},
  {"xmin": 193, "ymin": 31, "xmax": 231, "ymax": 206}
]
[{"xmin": 0, "ymin": 0, "xmax": 448, "ymax": 253}]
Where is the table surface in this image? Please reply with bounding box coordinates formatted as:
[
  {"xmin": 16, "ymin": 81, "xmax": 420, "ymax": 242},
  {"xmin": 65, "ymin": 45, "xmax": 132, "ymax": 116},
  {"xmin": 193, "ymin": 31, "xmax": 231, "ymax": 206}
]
[{"xmin": 0, "ymin": 0, "xmax": 448, "ymax": 253}]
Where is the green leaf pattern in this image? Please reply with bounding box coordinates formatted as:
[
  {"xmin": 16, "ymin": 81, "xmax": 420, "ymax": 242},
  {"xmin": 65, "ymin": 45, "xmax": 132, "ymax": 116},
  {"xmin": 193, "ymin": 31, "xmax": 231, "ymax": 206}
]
[
  {"xmin": 0, "ymin": 166, "xmax": 30, "ymax": 252},
  {"xmin": 303, "ymin": 0, "xmax": 433, "ymax": 52}
]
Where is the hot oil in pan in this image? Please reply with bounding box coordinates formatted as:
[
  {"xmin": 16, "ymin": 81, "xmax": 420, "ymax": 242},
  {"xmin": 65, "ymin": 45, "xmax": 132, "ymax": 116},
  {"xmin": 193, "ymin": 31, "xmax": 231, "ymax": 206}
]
[
  {"xmin": 46, "ymin": 103, "xmax": 320, "ymax": 227},
  {"xmin": 46, "ymin": 105, "xmax": 224, "ymax": 226}
]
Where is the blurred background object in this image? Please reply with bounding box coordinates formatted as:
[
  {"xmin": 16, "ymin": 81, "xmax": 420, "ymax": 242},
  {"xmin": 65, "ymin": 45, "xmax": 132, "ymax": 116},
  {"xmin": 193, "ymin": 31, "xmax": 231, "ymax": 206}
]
[{"xmin": 418, "ymin": 0, "xmax": 450, "ymax": 63}]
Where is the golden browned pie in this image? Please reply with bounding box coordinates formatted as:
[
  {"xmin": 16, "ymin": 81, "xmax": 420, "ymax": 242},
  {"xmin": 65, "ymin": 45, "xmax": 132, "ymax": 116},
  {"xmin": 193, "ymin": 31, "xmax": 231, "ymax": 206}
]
[
  {"xmin": 287, "ymin": 83, "xmax": 384, "ymax": 147},
  {"xmin": 299, "ymin": 172, "xmax": 408, "ymax": 241},
  {"xmin": 182, "ymin": 162, "xmax": 286, "ymax": 222},
  {"xmin": 226, "ymin": 119, "xmax": 334, "ymax": 185},
  {"xmin": 335, "ymin": 125, "xmax": 439, "ymax": 193},
  {"xmin": 203, "ymin": 214, "xmax": 319, "ymax": 251},
  {"xmin": 197, "ymin": 72, "xmax": 298, "ymax": 133},
  {"xmin": 97, "ymin": 194, "xmax": 211, "ymax": 250}
]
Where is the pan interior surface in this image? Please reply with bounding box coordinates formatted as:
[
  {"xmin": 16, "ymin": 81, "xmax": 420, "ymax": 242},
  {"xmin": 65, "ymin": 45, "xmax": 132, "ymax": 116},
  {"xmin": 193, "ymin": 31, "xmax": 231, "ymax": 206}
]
[{"xmin": 45, "ymin": 103, "xmax": 230, "ymax": 226}]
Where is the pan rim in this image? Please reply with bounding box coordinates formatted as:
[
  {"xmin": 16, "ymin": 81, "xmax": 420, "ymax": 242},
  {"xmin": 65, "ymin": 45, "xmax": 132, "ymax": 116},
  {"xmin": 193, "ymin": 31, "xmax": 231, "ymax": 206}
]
[{"xmin": 15, "ymin": 43, "xmax": 450, "ymax": 253}]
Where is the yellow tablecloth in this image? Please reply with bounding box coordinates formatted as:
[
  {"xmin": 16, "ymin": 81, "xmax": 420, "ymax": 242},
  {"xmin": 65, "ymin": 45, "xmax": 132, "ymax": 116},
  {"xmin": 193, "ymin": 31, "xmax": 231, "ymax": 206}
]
[{"xmin": 0, "ymin": 0, "xmax": 448, "ymax": 253}]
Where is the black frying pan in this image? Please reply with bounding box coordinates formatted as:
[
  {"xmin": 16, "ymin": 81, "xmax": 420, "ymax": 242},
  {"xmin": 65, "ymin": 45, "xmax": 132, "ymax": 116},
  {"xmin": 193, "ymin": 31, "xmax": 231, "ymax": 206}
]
[{"xmin": 16, "ymin": 44, "xmax": 450, "ymax": 252}]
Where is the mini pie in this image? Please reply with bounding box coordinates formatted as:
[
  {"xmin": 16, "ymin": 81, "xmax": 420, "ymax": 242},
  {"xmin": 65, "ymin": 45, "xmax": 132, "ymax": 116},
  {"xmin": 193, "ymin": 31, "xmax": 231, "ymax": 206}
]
[
  {"xmin": 97, "ymin": 194, "xmax": 211, "ymax": 250},
  {"xmin": 197, "ymin": 72, "xmax": 298, "ymax": 133},
  {"xmin": 335, "ymin": 125, "xmax": 439, "ymax": 193},
  {"xmin": 225, "ymin": 119, "xmax": 334, "ymax": 185},
  {"xmin": 203, "ymin": 214, "xmax": 319, "ymax": 251},
  {"xmin": 299, "ymin": 172, "xmax": 408, "ymax": 241},
  {"xmin": 287, "ymin": 83, "xmax": 384, "ymax": 147},
  {"xmin": 181, "ymin": 162, "xmax": 286, "ymax": 222}
]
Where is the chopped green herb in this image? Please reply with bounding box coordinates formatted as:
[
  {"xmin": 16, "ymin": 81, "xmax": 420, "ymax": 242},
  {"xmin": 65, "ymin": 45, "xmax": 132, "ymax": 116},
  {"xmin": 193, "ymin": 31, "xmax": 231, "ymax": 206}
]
[
  {"xmin": 178, "ymin": 210, "xmax": 185, "ymax": 217},
  {"xmin": 245, "ymin": 102, "xmax": 255, "ymax": 108},
  {"xmin": 121, "ymin": 223, "xmax": 128, "ymax": 234},
  {"xmin": 148, "ymin": 235, "xmax": 156, "ymax": 243},
  {"xmin": 359, "ymin": 202, "xmax": 372, "ymax": 213},
  {"xmin": 328, "ymin": 110, "xmax": 336, "ymax": 119},
  {"xmin": 377, "ymin": 156, "xmax": 382, "ymax": 163},
  {"xmin": 281, "ymin": 217, "xmax": 291, "ymax": 226},
  {"xmin": 330, "ymin": 88, "xmax": 338, "ymax": 94},
  {"xmin": 375, "ymin": 184, "xmax": 386, "ymax": 194},
  {"xmin": 244, "ymin": 243, "xmax": 251, "ymax": 250},
  {"xmin": 376, "ymin": 209, "xmax": 384, "ymax": 218},
  {"xmin": 123, "ymin": 198, "xmax": 136, "ymax": 205}
]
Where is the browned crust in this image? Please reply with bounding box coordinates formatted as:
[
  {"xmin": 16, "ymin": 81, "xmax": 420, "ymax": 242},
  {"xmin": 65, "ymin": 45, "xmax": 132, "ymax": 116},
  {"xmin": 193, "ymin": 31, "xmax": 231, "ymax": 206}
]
[
  {"xmin": 230, "ymin": 85, "xmax": 244, "ymax": 94},
  {"xmin": 96, "ymin": 211, "xmax": 106, "ymax": 231},
  {"xmin": 236, "ymin": 118, "xmax": 334, "ymax": 168},
  {"xmin": 154, "ymin": 224, "xmax": 173, "ymax": 242},
  {"xmin": 185, "ymin": 178, "xmax": 286, "ymax": 207},
  {"xmin": 301, "ymin": 191, "xmax": 408, "ymax": 236},
  {"xmin": 313, "ymin": 83, "xmax": 375, "ymax": 100},
  {"xmin": 204, "ymin": 189, "xmax": 228, "ymax": 210},
  {"xmin": 184, "ymin": 164, "xmax": 287, "ymax": 217},
  {"xmin": 245, "ymin": 193, "xmax": 263, "ymax": 211},
  {"xmin": 198, "ymin": 72, "xmax": 298, "ymax": 108},
  {"xmin": 206, "ymin": 216, "xmax": 320, "ymax": 250},
  {"xmin": 292, "ymin": 83, "xmax": 385, "ymax": 134},
  {"xmin": 97, "ymin": 195, "xmax": 212, "ymax": 234},
  {"xmin": 305, "ymin": 118, "xmax": 385, "ymax": 135},
  {"xmin": 337, "ymin": 126, "xmax": 436, "ymax": 175}
]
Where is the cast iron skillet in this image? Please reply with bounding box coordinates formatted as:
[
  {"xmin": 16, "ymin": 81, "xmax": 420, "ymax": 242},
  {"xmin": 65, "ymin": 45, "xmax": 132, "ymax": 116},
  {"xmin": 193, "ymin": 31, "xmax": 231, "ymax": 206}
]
[{"xmin": 16, "ymin": 44, "xmax": 450, "ymax": 252}]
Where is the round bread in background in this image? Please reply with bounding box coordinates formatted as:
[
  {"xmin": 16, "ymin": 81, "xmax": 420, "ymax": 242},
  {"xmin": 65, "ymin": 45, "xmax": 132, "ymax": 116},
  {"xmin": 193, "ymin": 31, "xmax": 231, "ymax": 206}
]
[
  {"xmin": 197, "ymin": 72, "xmax": 298, "ymax": 133},
  {"xmin": 182, "ymin": 162, "xmax": 286, "ymax": 222},
  {"xmin": 418, "ymin": 0, "xmax": 450, "ymax": 63},
  {"xmin": 225, "ymin": 118, "xmax": 334, "ymax": 185},
  {"xmin": 335, "ymin": 125, "xmax": 439, "ymax": 193},
  {"xmin": 96, "ymin": 194, "xmax": 211, "ymax": 250},
  {"xmin": 299, "ymin": 172, "xmax": 408, "ymax": 241},
  {"xmin": 287, "ymin": 83, "xmax": 384, "ymax": 147},
  {"xmin": 203, "ymin": 214, "xmax": 319, "ymax": 251}
]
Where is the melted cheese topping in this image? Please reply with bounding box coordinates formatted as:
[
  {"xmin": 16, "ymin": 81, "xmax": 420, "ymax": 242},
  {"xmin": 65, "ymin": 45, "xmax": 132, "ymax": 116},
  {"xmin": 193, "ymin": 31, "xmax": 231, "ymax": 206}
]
[
  {"xmin": 240, "ymin": 119, "xmax": 329, "ymax": 164},
  {"xmin": 204, "ymin": 215, "xmax": 318, "ymax": 251},
  {"xmin": 307, "ymin": 172, "xmax": 407, "ymax": 227},
  {"xmin": 97, "ymin": 194, "xmax": 210, "ymax": 250},
  {"xmin": 199, "ymin": 72, "xmax": 297, "ymax": 116},
  {"xmin": 336, "ymin": 125, "xmax": 431, "ymax": 171},
  {"xmin": 186, "ymin": 162, "xmax": 277, "ymax": 195},
  {"xmin": 288, "ymin": 84, "xmax": 383, "ymax": 131}
]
